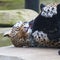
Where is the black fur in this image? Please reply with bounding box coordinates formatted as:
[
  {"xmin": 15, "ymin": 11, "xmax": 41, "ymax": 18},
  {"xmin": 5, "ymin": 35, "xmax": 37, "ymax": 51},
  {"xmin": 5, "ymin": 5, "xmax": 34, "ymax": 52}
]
[
  {"xmin": 58, "ymin": 50, "xmax": 60, "ymax": 55},
  {"xmin": 29, "ymin": 20, "xmax": 34, "ymax": 29},
  {"xmin": 32, "ymin": 4, "xmax": 60, "ymax": 41}
]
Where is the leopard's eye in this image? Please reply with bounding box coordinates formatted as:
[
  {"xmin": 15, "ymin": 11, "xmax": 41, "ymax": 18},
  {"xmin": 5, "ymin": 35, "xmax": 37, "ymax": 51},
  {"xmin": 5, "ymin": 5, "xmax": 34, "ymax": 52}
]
[{"xmin": 15, "ymin": 28, "xmax": 19, "ymax": 31}]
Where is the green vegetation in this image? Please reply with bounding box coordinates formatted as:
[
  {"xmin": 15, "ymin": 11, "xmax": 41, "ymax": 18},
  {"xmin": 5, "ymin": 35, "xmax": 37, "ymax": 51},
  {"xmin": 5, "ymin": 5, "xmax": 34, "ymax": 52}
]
[
  {"xmin": 0, "ymin": 0, "xmax": 59, "ymax": 10},
  {"xmin": 0, "ymin": 0, "xmax": 25, "ymax": 10},
  {"xmin": 40, "ymin": 0, "xmax": 60, "ymax": 4}
]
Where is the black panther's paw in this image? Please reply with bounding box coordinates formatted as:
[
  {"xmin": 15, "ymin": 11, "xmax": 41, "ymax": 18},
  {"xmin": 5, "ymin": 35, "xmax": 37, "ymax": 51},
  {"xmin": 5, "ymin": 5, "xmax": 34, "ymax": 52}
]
[{"xmin": 58, "ymin": 50, "xmax": 60, "ymax": 55}]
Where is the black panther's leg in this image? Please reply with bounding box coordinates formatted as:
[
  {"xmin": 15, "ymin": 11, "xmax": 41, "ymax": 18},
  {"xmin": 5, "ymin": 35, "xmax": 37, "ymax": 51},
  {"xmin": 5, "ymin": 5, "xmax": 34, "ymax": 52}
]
[
  {"xmin": 48, "ymin": 20, "xmax": 60, "ymax": 41},
  {"xmin": 47, "ymin": 32, "xmax": 60, "ymax": 42},
  {"xmin": 58, "ymin": 50, "xmax": 60, "ymax": 55}
]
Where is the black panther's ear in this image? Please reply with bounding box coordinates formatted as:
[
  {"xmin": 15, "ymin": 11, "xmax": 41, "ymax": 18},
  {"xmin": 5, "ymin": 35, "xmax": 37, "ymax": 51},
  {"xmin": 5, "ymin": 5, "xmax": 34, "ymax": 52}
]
[
  {"xmin": 40, "ymin": 4, "xmax": 46, "ymax": 11},
  {"xmin": 57, "ymin": 4, "xmax": 60, "ymax": 13}
]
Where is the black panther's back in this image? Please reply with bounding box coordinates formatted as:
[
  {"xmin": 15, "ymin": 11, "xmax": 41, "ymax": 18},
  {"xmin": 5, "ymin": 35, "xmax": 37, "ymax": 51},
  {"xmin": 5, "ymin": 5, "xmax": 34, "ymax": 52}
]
[{"xmin": 32, "ymin": 14, "xmax": 56, "ymax": 33}]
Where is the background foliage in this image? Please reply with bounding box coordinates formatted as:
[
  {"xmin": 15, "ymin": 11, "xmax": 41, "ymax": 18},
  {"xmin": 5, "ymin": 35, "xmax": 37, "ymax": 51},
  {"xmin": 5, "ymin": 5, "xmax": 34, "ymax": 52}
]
[{"xmin": 0, "ymin": 0, "xmax": 59, "ymax": 10}]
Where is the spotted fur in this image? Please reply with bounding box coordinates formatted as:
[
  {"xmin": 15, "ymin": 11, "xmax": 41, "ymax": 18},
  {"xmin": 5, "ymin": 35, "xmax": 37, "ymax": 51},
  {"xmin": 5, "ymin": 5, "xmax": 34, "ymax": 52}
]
[{"xmin": 40, "ymin": 4, "xmax": 57, "ymax": 17}]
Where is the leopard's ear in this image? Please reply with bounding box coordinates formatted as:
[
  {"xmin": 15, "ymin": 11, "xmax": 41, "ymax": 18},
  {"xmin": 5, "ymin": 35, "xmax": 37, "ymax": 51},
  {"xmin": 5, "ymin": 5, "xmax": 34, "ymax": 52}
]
[
  {"xmin": 40, "ymin": 4, "xmax": 46, "ymax": 11},
  {"xmin": 3, "ymin": 30, "xmax": 11, "ymax": 37}
]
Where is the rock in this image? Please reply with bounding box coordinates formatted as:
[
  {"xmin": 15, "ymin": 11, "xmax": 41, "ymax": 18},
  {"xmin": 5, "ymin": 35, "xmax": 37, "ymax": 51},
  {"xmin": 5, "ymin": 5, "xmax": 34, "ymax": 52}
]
[
  {"xmin": 0, "ymin": 45, "xmax": 60, "ymax": 60},
  {"xmin": 0, "ymin": 9, "xmax": 38, "ymax": 25},
  {"xmin": 0, "ymin": 55, "xmax": 21, "ymax": 60}
]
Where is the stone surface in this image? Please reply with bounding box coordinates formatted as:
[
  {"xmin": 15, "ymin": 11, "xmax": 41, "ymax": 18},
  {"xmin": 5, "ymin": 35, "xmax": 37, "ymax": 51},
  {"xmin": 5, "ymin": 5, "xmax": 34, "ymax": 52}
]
[
  {"xmin": 0, "ymin": 9, "xmax": 38, "ymax": 25},
  {"xmin": 0, "ymin": 27, "xmax": 11, "ymax": 34},
  {"xmin": 0, "ymin": 45, "xmax": 60, "ymax": 60}
]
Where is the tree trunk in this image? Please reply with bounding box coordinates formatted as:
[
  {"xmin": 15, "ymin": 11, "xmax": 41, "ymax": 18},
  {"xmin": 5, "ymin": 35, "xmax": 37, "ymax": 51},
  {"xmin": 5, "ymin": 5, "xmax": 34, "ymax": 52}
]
[{"xmin": 25, "ymin": 0, "xmax": 39, "ymax": 13}]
